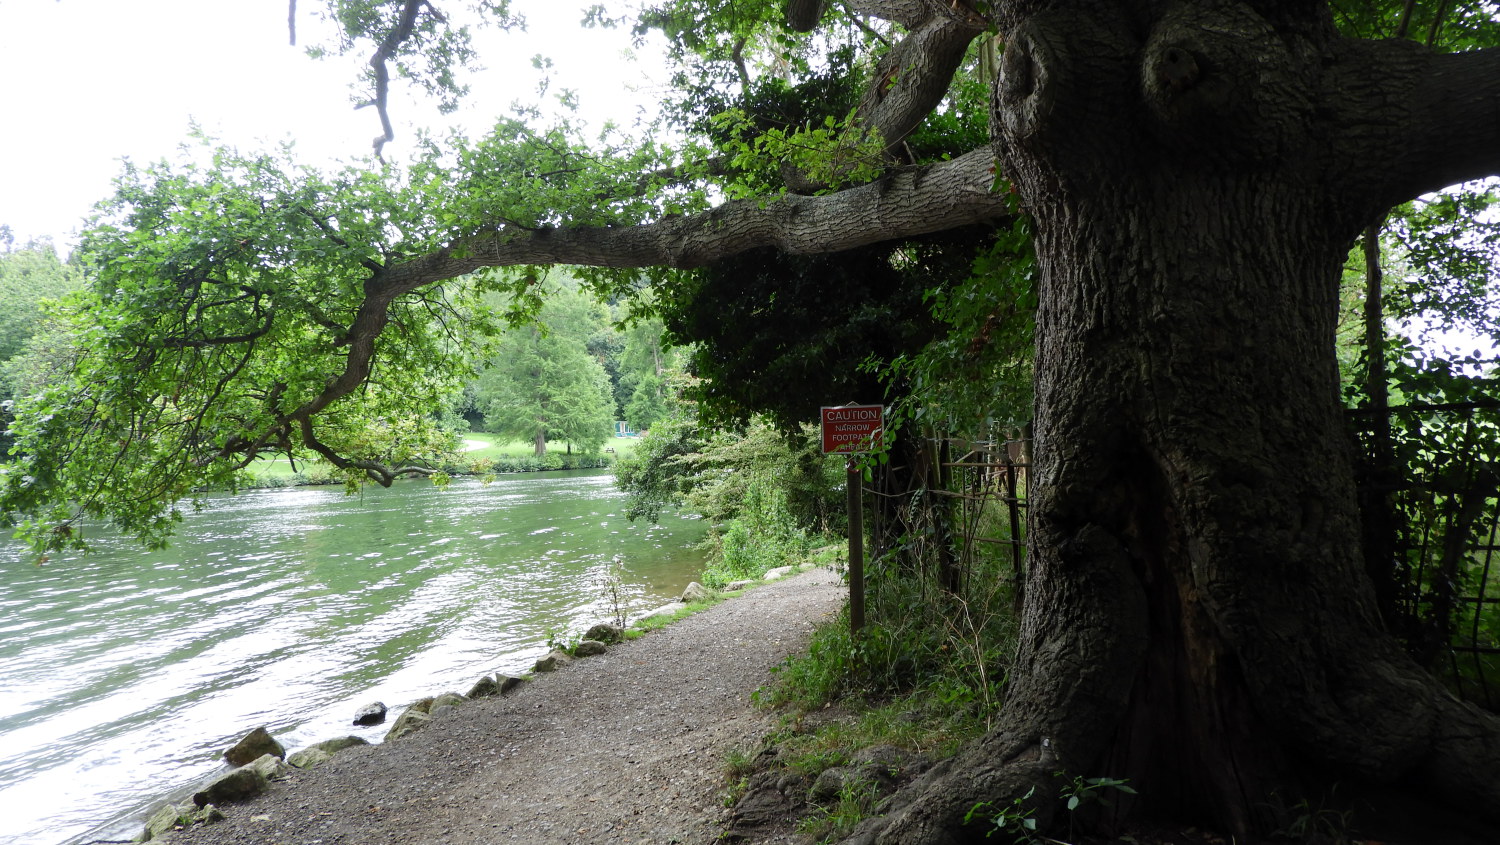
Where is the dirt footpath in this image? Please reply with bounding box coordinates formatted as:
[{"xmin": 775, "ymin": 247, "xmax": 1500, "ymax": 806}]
[{"xmin": 170, "ymin": 567, "xmax": 843, "ymax": 845}]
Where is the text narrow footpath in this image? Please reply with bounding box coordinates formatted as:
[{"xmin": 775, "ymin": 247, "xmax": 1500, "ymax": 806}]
[{"xmin": 820, "ymin": 405, "xmax": 883, "ymax": 454}]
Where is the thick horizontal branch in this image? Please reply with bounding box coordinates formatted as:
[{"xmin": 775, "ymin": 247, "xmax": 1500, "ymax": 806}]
[
  {"xmin": 842, "ymin": 0, "xmax": 972, "ymax": 31},
  {"xmin": 226, "ymin": 147, "xmax": 1007, "ymax": 482},
  {"xmin": 382, "ymin": 146, "xmax": 1008, "ymax": 291},
  {"xmin": 1328, "ymin": 40, "xmax": 1500, "ymax": 217}
]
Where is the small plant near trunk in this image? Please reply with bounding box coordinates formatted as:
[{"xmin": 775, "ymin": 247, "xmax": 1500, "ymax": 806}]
[
  {"xmin": 795, "ymin": 776, "xmax": 881, "ymax": 843},
  {"xmin": 964, "ymin": 774, "xmax": 1136, "ymax": 844}
]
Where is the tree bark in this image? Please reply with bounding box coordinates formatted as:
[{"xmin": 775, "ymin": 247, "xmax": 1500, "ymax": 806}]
[
  {"xmin": 842, "ymin": 1, "xmax": 1500, "ymax": 841},
  {"xmin": 785, "ymin": 0, "xmax": 825, "ymax": 32},
  {"xmin": 378, "ymin": 148, "xmax": 1009, "ymax": 291}
]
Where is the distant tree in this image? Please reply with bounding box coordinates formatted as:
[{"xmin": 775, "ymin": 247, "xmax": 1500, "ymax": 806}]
[
  {"xmin": 612, "ymin": 312, "xmax": 681, "ymax": 430},
  {"xmin": 473, "ymin": 280, "xmax": 614, "ymax": 455},
  {"xmin": 0, "ymin": 241, "xmax": 83, "ymax": 377},
  {"xmin": 624, "ymin": 371, "xmax": 670, "ymax": 431}
]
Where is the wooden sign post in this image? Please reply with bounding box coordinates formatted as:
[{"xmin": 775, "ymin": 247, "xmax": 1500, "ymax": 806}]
[{"xmin": 820, "ymin": 405, "xmax": 883, "ymax": 635}]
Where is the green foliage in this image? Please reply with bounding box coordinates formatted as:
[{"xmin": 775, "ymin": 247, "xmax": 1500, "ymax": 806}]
[
  {"xmin": 471, "ymin": 278, "xmax": 616, "ymax": 455},
  {"xmin": 616, "ymin": 412, "xmax": 844, "ymax": 530},
  {"xmin": 1332, "ymin": 0, "xmax": 1500, "ymax": 49},
  {"xmin": 1344, "ymin": 183, "xmax": 1500, "ymax": 694},
  {"xmin": 710, "ymin": 107, "xmax": 886, "ymax": 197},
  {"xmin": 461, "ymin": 451, "xmax": 606, "ymax": 474},
  {"xmin": 623, "ymin": 372, "xmax": 669, "ymax": 431},
  {"xmin": 879, "ymin": 216, "xmax": 1036, "ymax": 438},
  {"xmin": 0, "ymin": 241, "xmax": 83, "ymax": 376},
  {"xmin": 1384, "ymin": 186, "xmax": 1500, "ymax": 349},
  {"xmin": 796, "ymin": 777, "xmax": 881, "ymax": 843},
  {"xmin": 614, "ymin": 310, "xmax": 682, "ymax": 430},
  {"xmin": 758, "ymin": 493, "xmax": 1022, "ymax": 718},
  {"xmin": 964, "ymin": 787, "xmax": 1041, "ymax": 843},
  {"xmin": 964, "ymin": 774, "xmax": 1136, "ymax": 843},
  {"xmin": 1348, "ymin": 346, "xmax": 1500, "ymax": 658},
  {"xmin": 612, "ymin": 410, "xmax": 707, "ymax": 522},
  {"xmin": 0, "ymin": 141, "xmax": 506, "ymax": 552},
  {"xmin": 686, "ymin": 421, "xmax": 843, "ymax": 530},
  {"xmin": 1266, "ymin": 787, "xmax": 1356, "ymax": 845},
  {"xmin": 0, "ymin": 0, "xmax": 1023, "ymax": 555},
  {"xmin": 700, "ymin": 474, "xmax": 816, "ymax": 586},
  {"xmin": 653, "ymin": 229, "xmax": 1001, "ymax": 436}
]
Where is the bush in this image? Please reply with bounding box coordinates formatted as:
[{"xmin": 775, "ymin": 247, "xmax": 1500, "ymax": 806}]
[
  {"xmin": 700, "ymin": 474, "xmax": 818, "ymax": 586},
  {"xmin": 758, "ymin": 538, "xmax": 1019, "ymax": 717}
]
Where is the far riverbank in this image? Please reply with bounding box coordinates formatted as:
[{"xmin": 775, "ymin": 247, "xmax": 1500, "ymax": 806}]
[{"xmin": 243, "ymin": 432, "xmax": 640, "ymax": 489}]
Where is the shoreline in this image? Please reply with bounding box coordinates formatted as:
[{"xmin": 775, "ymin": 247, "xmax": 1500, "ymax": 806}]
[{"xmin": 91, "ymin": 566, "xmax": 840, "ymax": 845}]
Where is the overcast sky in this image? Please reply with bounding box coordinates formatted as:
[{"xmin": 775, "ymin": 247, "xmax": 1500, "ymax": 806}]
[{"xmin": 0, "ymin": 0, "xmax": 664, "ymax": 249}]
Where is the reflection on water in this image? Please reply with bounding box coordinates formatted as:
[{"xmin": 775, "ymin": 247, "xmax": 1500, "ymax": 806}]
[{"xmin": 0, "ymin": 470, "xmax": 705, "ymax": 845}]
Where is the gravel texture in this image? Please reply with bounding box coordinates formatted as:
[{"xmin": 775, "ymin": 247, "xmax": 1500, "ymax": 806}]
[{"xmin": 167, "ymin": 566, "xmax": 843, "ymax": 845}]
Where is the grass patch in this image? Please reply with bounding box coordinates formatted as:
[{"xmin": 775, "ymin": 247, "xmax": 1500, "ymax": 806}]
[
  {"xmin": 723, "ymin": 537, "xmax": 1023, "ymax": 839},
  {"xmin": 796, "ymin": 777, "xmax": 881, "ymax": 843},
  {"xmin": 625, "ymin": 598, "xmax": 721, "ymax": 636}
]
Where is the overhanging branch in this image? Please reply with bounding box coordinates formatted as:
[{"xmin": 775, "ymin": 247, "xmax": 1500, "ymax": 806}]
[
  {"xmin": 220, "ymin": 147, "xmax": 1007, "ymax": 482},
  {"xmin": 384, "ymin": 146, "xmax": 1009, "ymax": 290}
]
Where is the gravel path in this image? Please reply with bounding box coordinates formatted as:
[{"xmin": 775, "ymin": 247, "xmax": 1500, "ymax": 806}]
[{"xmin": 169, "ymin": 567, "xmax": 843, "ymax": 845}]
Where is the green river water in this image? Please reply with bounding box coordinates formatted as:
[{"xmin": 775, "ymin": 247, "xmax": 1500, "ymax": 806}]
[{"xmin": 0, "ymin": 470, "xmax": 707, "ymax": 845}]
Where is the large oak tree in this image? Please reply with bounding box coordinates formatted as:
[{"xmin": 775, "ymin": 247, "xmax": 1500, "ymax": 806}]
[{"xmin": 6, "ymin": 0, "xmax": 1500, "ymax": 840}]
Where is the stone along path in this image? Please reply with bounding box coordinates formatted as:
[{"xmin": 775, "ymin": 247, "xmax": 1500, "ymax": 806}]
[{"xmin": 168, "ymin": 566, "xmax": 844, "ymax": 845}]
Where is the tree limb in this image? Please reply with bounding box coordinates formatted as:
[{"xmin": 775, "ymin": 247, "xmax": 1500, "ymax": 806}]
[
  {"xmin": 367, "ymin": 0, "xmax": 432, "ymax": 161},
  {"xmin": 239, "ymin": 148, "xmax": 1006, "ymax": 479},
  {"xmin": 384, "ymin": 147, "xmax": 1008, "ymax": 288},
  {"xmin": 855, "ymin": 10, "xmax": 987, "ymax": 160},
  {"xmin": 1327, "ymin": 41, "xmax": 1500, "ymax": 220},
  {"xmin": 786, "ymin": 0, "xmax": 826, "ymax": 31}
]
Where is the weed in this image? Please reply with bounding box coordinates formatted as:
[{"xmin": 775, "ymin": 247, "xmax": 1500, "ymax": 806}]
[
  {"xmin": 1057, "ymin": 774, "xmax": 1135, "ymax": 841},
  {"xmin": 964, "ymin": 774, "xmax": 1136, "ymax": 844},
  {"xmin": 722, "ymin": 745, "xmax": 758, "ymax": 781},
  {"xmin": 796, "ymin": 777, "xmax": 880, "ymax": 843},
  {"xmin": 965, "ymin": 786, "xmax": 1042, "ymax": 843},
  {"xmin": 719, "ymin": 746, "xmax": 758, "ymax": 808},
  {"xmin": 597, "ymin": 554, "xmax": 627, "ymax": 628},
  {"xmin": 544, "ymin": 626, "xmax": 580, "ymax": 656},
  {"xmin": 1267, "ymin": 787, "xmax": 1355, "ymax": 845}
]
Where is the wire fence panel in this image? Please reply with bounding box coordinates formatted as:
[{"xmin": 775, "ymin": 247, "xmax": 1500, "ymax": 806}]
[{"xmin": 1350, "ymin": 402, "xmax": 1500, "ymax": 710}]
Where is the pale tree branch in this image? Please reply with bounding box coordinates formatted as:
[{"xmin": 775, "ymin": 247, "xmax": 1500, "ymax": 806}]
[
  {"xmin": 383, "ymin": 146, "xmax": 1008, "ymax": 286},
  {"xmin": 366, "ymin": 0, "xmax": 444, "ymax": 160}
]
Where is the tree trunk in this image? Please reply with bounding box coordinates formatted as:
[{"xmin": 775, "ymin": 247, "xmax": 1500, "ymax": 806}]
[
  {"xmin": 533, "ymin": 429, "xmax": 547, "ymax": 457},
  {"xmin": 844, "ymin": 2, "xmax": 1500, "ymax": 842}
]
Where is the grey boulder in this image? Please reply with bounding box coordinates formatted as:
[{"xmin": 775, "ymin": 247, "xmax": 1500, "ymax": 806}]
[{"xmin": 223, "ymin": 727, "xmax": 283, "ymax": 766}]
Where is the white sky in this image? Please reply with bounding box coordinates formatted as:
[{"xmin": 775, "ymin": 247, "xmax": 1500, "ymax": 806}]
[{"xmin": 0, "ymin": 0, "xmax": 665, "ymax": 249}]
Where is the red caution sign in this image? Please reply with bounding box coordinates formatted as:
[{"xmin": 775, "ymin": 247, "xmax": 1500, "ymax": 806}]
[{"xmin": 820, "ymin": 405, "xmax": 884, "ymax": 454}]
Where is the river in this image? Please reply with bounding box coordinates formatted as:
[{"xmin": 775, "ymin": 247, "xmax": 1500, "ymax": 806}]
[{"xmin": 0, "ymin": 470, "xmax": 707, "ymax": 845}]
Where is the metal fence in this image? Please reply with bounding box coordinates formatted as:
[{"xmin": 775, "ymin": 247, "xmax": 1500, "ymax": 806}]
[
  {"xmin": 866, "ymin": 418, "xmax": 1500, "ymax": 711},
  {"xmin": 1351, "ymin": 401, "xmax": 1500, "ymax": 709},
  {"xmin": 861, "ymin": 434, "xmax": 1031, "ymax": 606}
]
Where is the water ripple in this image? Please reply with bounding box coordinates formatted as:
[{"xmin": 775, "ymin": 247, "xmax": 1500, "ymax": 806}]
[{"xmin": 0, "ymin": 470, "xmax": 704, "ymax": 845}]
